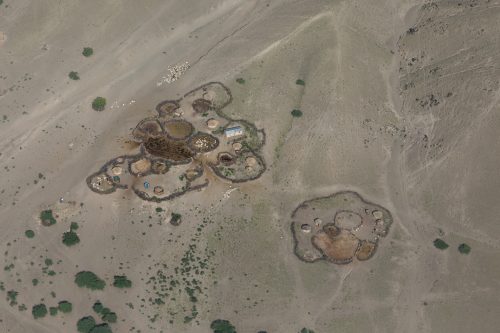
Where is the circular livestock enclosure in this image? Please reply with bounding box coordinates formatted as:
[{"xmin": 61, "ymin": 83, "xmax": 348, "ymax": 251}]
[
  {"xmin": 156, "ymin": 100, "xmax": 180, "ymax": 117},
  {"xmin": 192, "ymin": 98, "xmax": 212, "ymax": 113},
  {"xmin": 132, "ymin": 118, "xmax": 164, "ymax": 142},
  {"xmin": 218, "ymin": 152, "xmax": 236, "ymax": 166},
  {"xmin": 164, "ymin": 119, "xmax": 194, "ymax": 140},
  {"xmin": 187, "ymin": 132, "xmax": 219, "ymax": 153}
]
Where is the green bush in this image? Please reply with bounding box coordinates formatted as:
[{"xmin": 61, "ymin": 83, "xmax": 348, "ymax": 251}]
[
  {"xmin": 433, "ymin": 238, "xmax": 449, "ymax": 250},
  {"xmin": 300, "ymin": 329, "xmax": 315, "ymax": 333},
  {"xmin": 92, "ymin": 301, "xmax": 104, "ymax": 313},
  {"xmin": 296, "ymin": 79, "xmax": 305, "ymax": 86},
  {"xmin": 71, "ymin": 222, "xmax": 79, "ymax": 231},
  {"xmin": 74, "ymin": 271, "xmax": 105, "ymax": 290},
  {"xmin": 63, "ymin": 230, "xmax": 80, "ymax": 246},
  {"xmin": 89, "ymin": 324, "xmax": 112, "ymax": 333},
  {"xmin": 210, "ymin": 319, "xmax": 236, "ymax": 333},
  {"xmin": 58, "ymin": 300, "xmax": 72, "ymax": 313},
  {"xmin": 25, "ymin": 230, "xmax": 35, "ymax": 238},
  {"xmin": 49, "ymin": 307, "xmax": 58, "ymax": 316},
  {"xmin": 40, "ymin": 210, "xmax": 57, "ymax": 226},
  {"xmin": 92, "ymin": 97, "xmax": 106, "ymax": 111},
  {"xmin": 102, "ymin": 311, "xmax": 117, "ymax": 323},
  {"xmin": 82, "ymin": 47, "xmax": 94, "ymax": 57},
  {"xmin": 458, "ymin": 243, "xmax": 471, "ymax": 254},
  {"xmin": 32, "ymin": 304, "xmax": 48, "ymax": 319},
  {"xmin": 291, "ymin": 109, "xmax": 303, "ymax": 117},
  {"xmin": 69, "ymin": 71, "xmax": 80, "ymax": 80},
  {"xmin": 170, "ymin": 213, "xmax": 182, "ymax": 225},
  {"xmin": 77, "ymin": 316, "xmax": 96, "ymax": 333},
  {"xmin": 32, "ymin": 278, "xmax": 39, "ymax": 286},
  {"xmin": 236, "ymin": 78, "xmax": 245, "ymax": 84},
  {"xmin": 113, "ymin": 275, "xmax": 132, "ymax": 288}
]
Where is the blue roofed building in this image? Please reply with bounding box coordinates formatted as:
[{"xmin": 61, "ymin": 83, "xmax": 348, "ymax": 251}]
[{"xmin": 224, "ymin": 126, "xmax": 244, "ymax": 138}]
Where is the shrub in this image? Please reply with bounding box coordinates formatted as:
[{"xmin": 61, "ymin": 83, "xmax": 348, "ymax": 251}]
[
  {"xmin": 236, "ymin": 78, "xmax": 245, "ymax": 84},
  {"xmin": 300, "ymin": 329, "xmax": 315, "ymax": 333},
  {"xmin": 89, "ymin": 324, "xmax": 112, "ymax": 333},
  {"xmin": 295, "ymin": 79, "xmax": 305, "ymax": 86},
  {"xmin": 7, "ymin": 290, "xmax": 18, "ymax": 305},
  {"xmin": 113, "ymin": 275, "xmax": 132, "ymax": 288},
  {"xmin": 77, "ymin": 316, "xmax": 96, "ymax": 333},
  {"xmin": 291, "ymin": 109, "xmax": 303, "ymax": 117},
  {"xmin": 92, "ymin": 97, "xmax": 106, "ymax": 111},
  {"xmin": 49, "ymin": 306, "xmax": 58, "ymax": 316},
  {"xmin": 102, "ymin": 311, "xmax": 117, "ymax": 323},
  {"xmin": 170, "ymin": 213, "xmax": 182, "ymax": 226},
  {"xmin": 40, "ymin": 210, "xmax": 56, "ymax": 226},
  {"xmin": 58, "ymin": 300, "xmax": 72, "ymax": 313},
  {"xmin": 155, "ymin": 207, "xmax": 163, "ymax": 213},
  {"xmin": 74, "ymin": 271, "xmax": 105, "ymax": 290},
  {"xmin": 32, "ymin": 304, "xmax": 48, "ymax": 319},
  {"xmin": 458, "ymin": 243, "xmax": 471, "ymax": 254},
  {"xmin": 69, "ymin": 71, "xmax": 80, "ymax": 80},
  {"xmin": 92, "ymin": 301, "xmax": 104, "ymax": 313},
  {"xmin": 433, "ymin": 238, "xmax": 449, "ymax": 250},
  {"xmin": 25, "ymin": 230, "xmax": 35, "ymax": 238},
  {"xmin": 63, "ymin": 230, "xmax": 80, "ymax": 246},
  {"xmin": 210, "ymin": 319, "xmax": 236, "ymax": 333},
  {"xmin": 70, "ymin": 222, "xmax": 79, "ymax": 231},
  {"xmin": 32, "ymin": 278, "xmax": 39, "ymax": 286},
  {"xmin": 82, "ymin": 47, "xmax": 94, "ymax": 57}
]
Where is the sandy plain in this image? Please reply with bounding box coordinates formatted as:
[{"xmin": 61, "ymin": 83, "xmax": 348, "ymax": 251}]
[{"xmin": 1, "ymin": 0, "xmax": 500, "ymax": 332}]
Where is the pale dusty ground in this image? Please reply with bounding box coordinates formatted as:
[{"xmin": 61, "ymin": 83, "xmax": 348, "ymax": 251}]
[{"xmin": 1, "ymin": 0, "xmax": 500, "ymax": 332}]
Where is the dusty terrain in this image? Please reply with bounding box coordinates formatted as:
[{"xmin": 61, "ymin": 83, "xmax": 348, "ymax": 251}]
[{"xmin": 1, "ymin": 0, "xmax": 500, "ymax": 332}]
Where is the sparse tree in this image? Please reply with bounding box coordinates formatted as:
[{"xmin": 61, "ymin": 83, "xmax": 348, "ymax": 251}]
[
  {"xmin": 32, "ymin": 304, "xmax": 48, "ymax": 319},
  {"xmin": 92, "ymin": 97, "xmax": 106, "ymax": 111},
  {"xmin": 82, "ymin": 47, "xmax": 94, "ymax": 57}
]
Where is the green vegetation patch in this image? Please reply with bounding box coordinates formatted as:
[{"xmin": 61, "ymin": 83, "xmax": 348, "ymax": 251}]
[
  {"xmin": 170, "ymin": 212, "xmax": 182, "ymax": 226},
  {"xmin": 89, "ymin": 324, "xmax": 112, "ymax": 333},
  {"xmin": 113, "ymin": 275, "xmax": 132, "ymax": 288},
  {"xmin": 75, "ymin": 271, "xmax": 105, "ymax": 290},
  {"xmin": 296, "ymin": 79, "xmax": 305, "ymax": 86},
  {"xmin": 32, "ymin": 303, "xmax": 48, "ymax": 319},
  {"xmin": 63, "ymin": 230, "xmax": 80, "ymax": 246},
  {"xmin": 102, "ymin": 311, "xmax": 117, "ymax": 323},
  {"xmin": 77, "ymin": 316, "xmax": 96, "ymax": 333},
  {"xmin": 58, "ymin": 300, "xmax": 72, "ymax": 313},
  {"xmin": 236, "ymin": 78, "xmax": 245, "ymax": 84},
  {"xmin": 40, "ymin": 209, "xmax": 57, "ymax": 226},
  {"xmin": 82, "ymin": 47, "xmax": 94, "ymax": 57},
  {"xmin": 49, "ymin": 306, "xmax": 58, "ymax": 316},
  {"xmin": 92, "ymin": 97, "xmax": 107, "ymax": 111},
  {"xmin": 25, "ymin": 230, "xmax": 35, "ymax": 238},
  {"xmin": 7, "ymin": 290, "xmax": 18, "ymax": 306},
  {"xmin": 433, "ymin": 238, "xmax": 449, "ymax": 250},
  {"xmin": 92, "ymin": 301, "xmax": 104, "ymax": 314},
  {"xmin": 211, "ymin": 319, "xmax": 236, "ymax": 333},
  {"xmin": 71, "ymin": 222, "xmax": 79, "ymax": 231},
  {"xmin": 69, "ymin": 71, "xmax": 80, "ymax": 80},
  {"xmin": 32, "ymin": 278, "xmax": 39, "ymax": 286},
  {"xmin": 458, "ymin": 243, "xmax": 471, "ymax": 254},
  {"xmin": 300, "ymin": 329, "xmax": 315, "ymax": 333},
  {"xmin": 291, "ymin": 109, "xmax": 303, "ymax": 117}
]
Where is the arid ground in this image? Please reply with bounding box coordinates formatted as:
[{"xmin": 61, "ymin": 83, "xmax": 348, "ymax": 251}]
[{"xmin": 1, "ymin": 0, "xmax": 500, "ymax": 332}]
